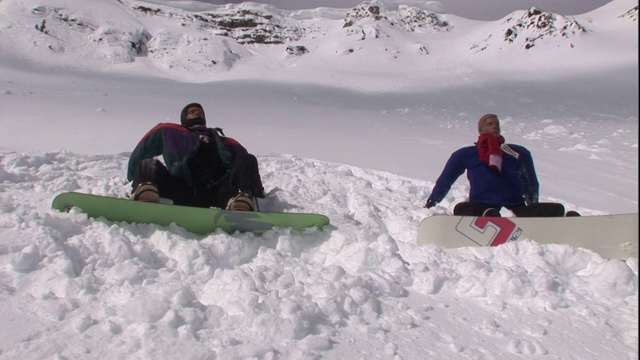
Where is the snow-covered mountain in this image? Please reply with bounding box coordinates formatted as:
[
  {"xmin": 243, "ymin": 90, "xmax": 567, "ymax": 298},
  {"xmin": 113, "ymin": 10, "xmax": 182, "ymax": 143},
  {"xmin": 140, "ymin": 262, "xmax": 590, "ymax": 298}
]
[
  {"xmin": 1, "ymin": 0, "xmax": 637, "ymax": 84},
  {"xmin": 0, "ymin": 1, "xmax": 638, "ymax": 359}
]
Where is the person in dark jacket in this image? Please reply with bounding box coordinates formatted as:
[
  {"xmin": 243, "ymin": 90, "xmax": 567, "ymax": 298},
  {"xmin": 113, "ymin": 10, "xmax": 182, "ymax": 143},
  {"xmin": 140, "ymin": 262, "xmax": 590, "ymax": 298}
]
[
  {"xmin": 424, "ymin": 114, "xmax": 577, "ymax": 217},
  {"xmin": 127, "ymin": 103, "xmax": 264, "ymax": 211}
]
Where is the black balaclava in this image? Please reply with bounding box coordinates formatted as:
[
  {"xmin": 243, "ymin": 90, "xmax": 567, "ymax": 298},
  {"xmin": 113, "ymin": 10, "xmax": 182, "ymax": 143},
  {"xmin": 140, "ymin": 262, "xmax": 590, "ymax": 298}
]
[{"xmin": 180, "ymin": 103, "xmax": 206, "ymax": 128}]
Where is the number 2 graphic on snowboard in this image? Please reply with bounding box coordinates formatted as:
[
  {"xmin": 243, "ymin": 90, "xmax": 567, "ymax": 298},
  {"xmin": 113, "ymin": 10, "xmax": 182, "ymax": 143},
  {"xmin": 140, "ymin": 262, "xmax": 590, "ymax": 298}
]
[{"xmin": 454, "ymin": 217, "xmax": 523, "ymax": 246}]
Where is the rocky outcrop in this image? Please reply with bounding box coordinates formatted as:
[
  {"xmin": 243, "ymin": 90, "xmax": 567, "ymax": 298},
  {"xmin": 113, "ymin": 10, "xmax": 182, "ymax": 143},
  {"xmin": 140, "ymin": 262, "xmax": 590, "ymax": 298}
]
[{"xmin": 502, "ymin": 7, "xmax": 587, "ymax": 49}]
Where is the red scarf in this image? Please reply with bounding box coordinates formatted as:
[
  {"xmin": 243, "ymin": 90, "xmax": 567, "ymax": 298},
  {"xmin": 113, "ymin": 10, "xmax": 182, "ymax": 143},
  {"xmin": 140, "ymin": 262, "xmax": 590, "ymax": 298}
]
[{"xmin": 477, "ymin": 134, "xmax": 505, "ymax": 171}]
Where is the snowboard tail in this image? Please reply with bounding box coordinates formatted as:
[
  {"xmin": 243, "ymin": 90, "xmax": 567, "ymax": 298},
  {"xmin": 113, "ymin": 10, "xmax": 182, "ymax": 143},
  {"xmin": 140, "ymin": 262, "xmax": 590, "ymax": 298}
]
[
  {"xmin": 417, "ymin": 214, "xmax": 638, "ymax": 260},
  {"xmin": 52, "ymin": 192, "xmax": 330, "ymax": 235}
]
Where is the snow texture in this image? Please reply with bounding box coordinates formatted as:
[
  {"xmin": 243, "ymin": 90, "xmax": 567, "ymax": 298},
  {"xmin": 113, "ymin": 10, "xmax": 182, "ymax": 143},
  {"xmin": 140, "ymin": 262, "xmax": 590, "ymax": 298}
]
[{"xmin": 0, "ymin": 0, "xmax": 637, "ymax": 359}]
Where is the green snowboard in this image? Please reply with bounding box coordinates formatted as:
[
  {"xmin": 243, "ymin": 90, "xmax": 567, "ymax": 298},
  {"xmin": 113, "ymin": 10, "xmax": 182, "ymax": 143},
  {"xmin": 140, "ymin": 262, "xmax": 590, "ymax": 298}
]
[{"xmin": 52, "ymin": 192, "xmax": 330, "ymax": 235}]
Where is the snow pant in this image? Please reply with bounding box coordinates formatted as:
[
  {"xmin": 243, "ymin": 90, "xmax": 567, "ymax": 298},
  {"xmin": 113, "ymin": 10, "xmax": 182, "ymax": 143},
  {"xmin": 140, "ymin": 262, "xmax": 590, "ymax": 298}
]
[
  {"xmin": 131, "ymin": 154, "xmax": 264, "ymax": 209},
  {"xmin": 453, "ymin": 202, "xmax": 566, "ymax": 217}
]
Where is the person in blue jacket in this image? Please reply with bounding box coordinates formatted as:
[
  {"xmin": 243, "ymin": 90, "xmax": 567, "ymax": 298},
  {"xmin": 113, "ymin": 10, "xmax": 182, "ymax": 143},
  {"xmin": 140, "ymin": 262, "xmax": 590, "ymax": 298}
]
[
  {"xmin": 424, "ymin": 114, "xmax": 576, "ymax": 217},
  {"xmin": 127, "ymin": 103, "xmax": 264, "ymax": 211}
]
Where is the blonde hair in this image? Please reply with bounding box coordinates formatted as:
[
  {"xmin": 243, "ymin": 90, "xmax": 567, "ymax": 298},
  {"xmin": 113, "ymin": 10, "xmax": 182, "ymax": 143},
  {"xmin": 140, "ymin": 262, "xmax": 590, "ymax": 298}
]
[{"xmin": 477, "ymin": 114, "xmax": 498, "ymax": 134}]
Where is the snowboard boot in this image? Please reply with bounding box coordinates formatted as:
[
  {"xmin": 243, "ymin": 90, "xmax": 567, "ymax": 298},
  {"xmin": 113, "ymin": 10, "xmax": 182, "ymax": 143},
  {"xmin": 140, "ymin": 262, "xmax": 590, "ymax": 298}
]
[
  {"xmin": 131, "ymin": 182, "xmax": 160, "ymax": 203},
  {"xmin": 565, "ymin": 210, "xmax": 581, "ymax": 217},
  {"xmin": 226, "ymin": 191, "xmax": 255, "ymax": 211},
  {"xmin": 482, "ymin": 208, "xmax": 501, "ymax": 217}
]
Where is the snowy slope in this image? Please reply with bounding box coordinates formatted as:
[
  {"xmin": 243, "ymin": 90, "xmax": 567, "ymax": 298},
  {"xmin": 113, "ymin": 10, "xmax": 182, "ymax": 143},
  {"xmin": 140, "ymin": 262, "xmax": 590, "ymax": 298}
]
[
  {"xmin": 0, "ymin": 0, "xmax": 638, "ymax": 359},
  {"xmin": 0, "ymin": 0, "xmax": 636, "ymax": 83}
]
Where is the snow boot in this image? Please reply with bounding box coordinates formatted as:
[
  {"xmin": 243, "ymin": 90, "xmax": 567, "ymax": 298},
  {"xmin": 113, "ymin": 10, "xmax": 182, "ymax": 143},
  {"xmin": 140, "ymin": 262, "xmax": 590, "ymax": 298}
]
[
  {"xmin": 482, "ymin": 208, "xmax": 501, "ymax": 217},
  {"xmin": 131, "ymin": 182, "xmax": 159, "ymax": 203},
  {"xmin": 226, "ymin": 191, "xmax": 255, "ymax": 211}
]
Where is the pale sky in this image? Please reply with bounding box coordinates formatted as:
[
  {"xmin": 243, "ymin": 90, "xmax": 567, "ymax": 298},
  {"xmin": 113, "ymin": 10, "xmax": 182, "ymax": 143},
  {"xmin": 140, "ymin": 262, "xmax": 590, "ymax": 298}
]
[{"xmin": 199, "ymin": 0, "xmax": 612, "ymax": 20}]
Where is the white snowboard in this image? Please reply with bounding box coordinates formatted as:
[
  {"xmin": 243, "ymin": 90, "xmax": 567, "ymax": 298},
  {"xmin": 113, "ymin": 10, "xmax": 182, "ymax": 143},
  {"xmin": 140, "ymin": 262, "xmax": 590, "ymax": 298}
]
[{"xmin": 417, "ymin": 213, "xmax": 638, "ymax": 260}]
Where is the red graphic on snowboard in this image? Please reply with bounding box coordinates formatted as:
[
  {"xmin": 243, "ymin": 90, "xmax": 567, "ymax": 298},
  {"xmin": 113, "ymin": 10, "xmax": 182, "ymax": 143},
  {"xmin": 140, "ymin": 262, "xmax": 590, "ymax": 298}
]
[{"xmin": 454, "ymin": 217, "xmax": 523, "ymax": 246}]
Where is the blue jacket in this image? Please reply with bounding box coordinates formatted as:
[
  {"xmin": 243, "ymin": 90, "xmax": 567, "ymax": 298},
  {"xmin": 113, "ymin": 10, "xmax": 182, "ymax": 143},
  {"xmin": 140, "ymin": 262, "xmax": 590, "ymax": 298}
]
[
  {"xmin": 428, "ymin": 144, "xmax": 539, "ymax": 207},
  {"xmin": 127, "ymin": 123, "xmax": 247, "ymax": 187}
]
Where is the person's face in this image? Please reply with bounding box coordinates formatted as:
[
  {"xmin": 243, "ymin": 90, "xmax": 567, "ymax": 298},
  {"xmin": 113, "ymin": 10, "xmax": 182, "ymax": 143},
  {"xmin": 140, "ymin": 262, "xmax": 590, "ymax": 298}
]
[
  {"xmin": 480, "ymin": 117, "xmax": 500, "ymax": 136},
  {"xmin": 186, "ymin": 106, "xmax": 204, "ymax": 120}
]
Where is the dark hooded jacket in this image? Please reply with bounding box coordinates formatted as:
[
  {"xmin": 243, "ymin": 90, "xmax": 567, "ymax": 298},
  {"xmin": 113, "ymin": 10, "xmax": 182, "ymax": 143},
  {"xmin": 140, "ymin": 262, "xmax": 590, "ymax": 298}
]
[{"xmin": 127, "ymin": 123, "xmax": 247, "ymax": 188}]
